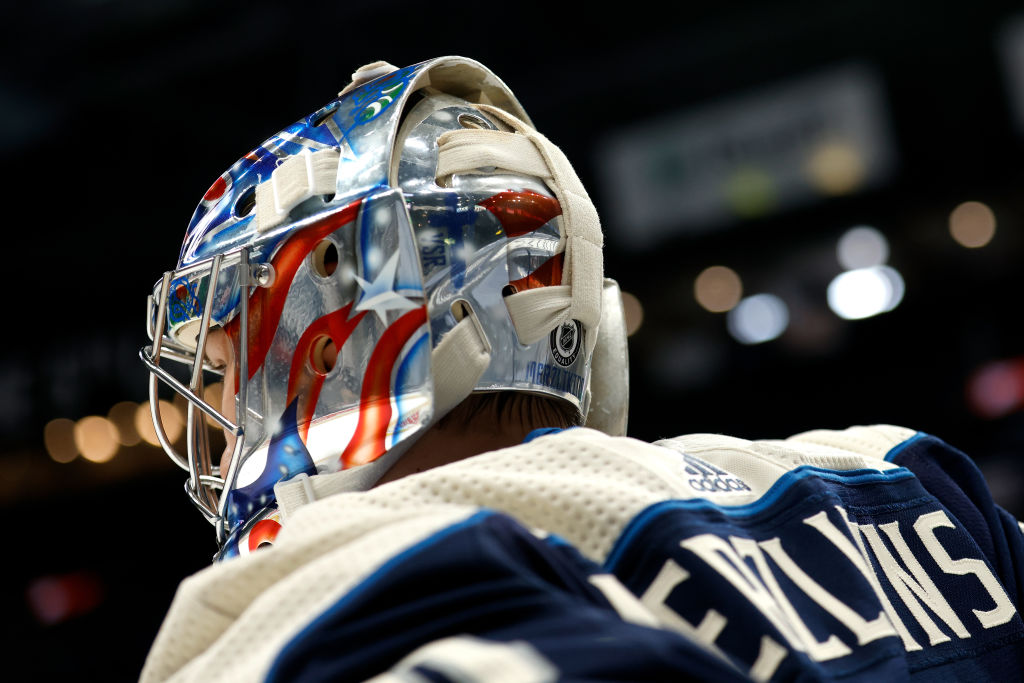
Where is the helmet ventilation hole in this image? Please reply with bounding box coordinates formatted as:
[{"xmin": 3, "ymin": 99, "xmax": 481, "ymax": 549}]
[
  {"xmin": 234, "ymin": 186, "xmax": 256, "ymax": 218},
  {"xmin": 311, "ymin": 102, "xmax": 339, "ymax": 127},
  {"xmin": 451, "ymin": 299, "xmax": 473, "ymax": 322},
  {"xmin": 309, "ymin": 336, "xmax": 338, "ymax": 375},
  {"xmin": 311, "ymin": 239, "xmax": 339, "ymax": 277},
  {"xmin": 458, "ymin": 113, "xmax": 489, "ymax": 130},
  {"xmin": 501, "ymin": 284, "xmax": 517, "ymax": 298}
]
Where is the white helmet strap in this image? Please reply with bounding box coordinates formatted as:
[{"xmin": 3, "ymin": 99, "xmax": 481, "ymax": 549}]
[
  {"xmin": 435, "ymin": 104, "xmax": 604, "ymax": 357},
  {"xmin": 431, "ymin": 312, "xmax": 492, "ymax": 418}
]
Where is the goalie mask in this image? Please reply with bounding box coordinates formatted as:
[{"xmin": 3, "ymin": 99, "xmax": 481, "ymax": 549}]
[{"xmin": 141, "ymin": 56, "xmax": 626, "ymax": 559}]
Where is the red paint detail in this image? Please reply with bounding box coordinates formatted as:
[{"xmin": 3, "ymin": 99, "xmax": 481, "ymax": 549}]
[
  {"xmin": 247, "ymin": 519, "xmax": 282, "ymax": 551},
  {"xmin": 203, "ymin": 175, "xmax": 228, "ymax": 202},
  {"xmin": 286, "ymin": 303, "xmax": 368, "ymax": 442},
  {"xmin": 341, "ymin": 307, "xmax": 428, "ymax": 468},
  {"xmin": 509, "ymin": 252, "xmax": 564, "ymax": 292},
  {"xmin": 478, "ymin": 190, "xmax": 561, "ymax": 238},
  {"xmin": 224, "ymin": 198, "xmax": 362, "ymax": 392}
]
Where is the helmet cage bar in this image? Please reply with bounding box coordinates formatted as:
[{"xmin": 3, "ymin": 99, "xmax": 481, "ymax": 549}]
[
  {"xmin": 214, "ymin": 248, "xmax": 251, "ymax": 545},
  {"xmin": 144, "ymin": 271, "xmax": 187, "ymax": 470},
  {"xmin": 185, "ymin": 253, "xmax": 222, "ymax": 520},
  {"xmin": 139, "ymin": 249, "xmax": 256, "ymax": 542}
]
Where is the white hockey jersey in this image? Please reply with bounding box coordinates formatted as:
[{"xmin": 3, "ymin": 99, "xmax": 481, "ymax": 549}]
[{"xmin": 141, "ymin": 426, "xmax": 1024, "ymax": 681}]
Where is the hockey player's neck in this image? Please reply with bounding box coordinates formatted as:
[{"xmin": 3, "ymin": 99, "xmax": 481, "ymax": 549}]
[{"xmin": 375, "ymin": 422, "xmax": 530, "ymax": 485}]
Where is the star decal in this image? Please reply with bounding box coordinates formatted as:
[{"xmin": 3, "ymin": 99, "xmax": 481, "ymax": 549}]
[{"xmin": 353, "ymin": 251, "xmax": 418, "ymax": 324}]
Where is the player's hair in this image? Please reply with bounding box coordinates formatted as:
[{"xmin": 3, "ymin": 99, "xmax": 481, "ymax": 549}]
[{"xmin": 438, "ymin": 392, "xmax": 583, "ymax": 433}]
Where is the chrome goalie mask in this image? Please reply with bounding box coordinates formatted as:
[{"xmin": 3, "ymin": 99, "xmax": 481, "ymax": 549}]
[{"xmin": 141, "ymin": 57, "xmax": 628, "ymax": 559}]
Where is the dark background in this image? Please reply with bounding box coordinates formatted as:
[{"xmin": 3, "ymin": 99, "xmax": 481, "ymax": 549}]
[{"xmin": 4, "ymin": 1, "xmax": 1024, "ymax": 678}]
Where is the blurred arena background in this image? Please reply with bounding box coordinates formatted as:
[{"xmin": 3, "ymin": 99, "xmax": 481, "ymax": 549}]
[{"xmin": 4, "ymin": 0, "xmax": 1024, "ymax": 677}]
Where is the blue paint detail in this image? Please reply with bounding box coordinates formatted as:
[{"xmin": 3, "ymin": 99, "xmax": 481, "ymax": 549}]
[
  {"xmin": 163, "ymin": 250, "xmax": 249, "ymax": 334},
  {"xmin": 604, "ymin": 465, "xmax": 915, "ymax": 571},
  {"xmin": 166, "ymin": 275, "xmax": 206, "ymax": 325},
  {"xmin": 217, "ymin": 507, "xmax": 281, "ymax": 562},
  {"xmin": 883, "ymin": 431, "xmax": 928, "ymax": 462},
  {"xmin": 352, "ymin": 78, "xmax": 409, "ymax": 125},
  {"xmin": 427, "ymin": 191, "xmax": 472, "ymax": 289},
  {"xmin": 219, "ymin": 532, "xmax": 242, "ymax": 561},
  {"xmin": 355, "ymin": 183, "xmax": 394, "ymax": 283},
  {"xmin": 393, "ymin": 330, "xmax": 429, "ymax": 436},
  {"xmin": 219, "ymin": 287, "xmax": 241, "ymax": 324},
  {"xmin": 224, "ymin": 398, "xmax": 316, "ymax": 532},
  {"xmin": 179, "ymin": 62, "xmax": 428, "ymax": 268},
  {"xmin": 394, "ymin": 330, "xmax": 429, "ymax": 396},
  {"xmin": 307, "ymin": 101, "xmax": 339, "ymax": 129}
]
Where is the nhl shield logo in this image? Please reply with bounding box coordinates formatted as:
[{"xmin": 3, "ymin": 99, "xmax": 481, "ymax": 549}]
[{"xmin": 550, "ymin": 320, "xmax": 583, "ymax": 367}]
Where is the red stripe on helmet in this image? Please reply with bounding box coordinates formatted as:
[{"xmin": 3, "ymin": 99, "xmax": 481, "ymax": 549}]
[
  {"xmin": 286, "ymin": 303, "xmax": 368, "ymax": 442},
  {"xmin": 477, "ymin": 190, "xmax": 561, "ymax": 238},
  {"xmin": 225, "ymin": 198, "xmax": 362, "ymax": 391},
  {"xmin": 508, "ymin": 252, "xmax": 564, "ymax": 292},
  {"xmin": 340, "ymin": 307, "xmax": 428, "ymax": 468}
]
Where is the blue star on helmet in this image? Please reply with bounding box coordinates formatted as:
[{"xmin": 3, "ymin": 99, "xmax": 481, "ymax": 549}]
[{"xmin": 353, "ymin": 251, "xmax": 418, "ymax": 324}]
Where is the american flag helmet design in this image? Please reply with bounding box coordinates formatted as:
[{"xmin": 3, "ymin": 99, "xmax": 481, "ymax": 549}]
[{"xmin": 141, "ymin": 57, "xmax": 610, "ymax": 557}]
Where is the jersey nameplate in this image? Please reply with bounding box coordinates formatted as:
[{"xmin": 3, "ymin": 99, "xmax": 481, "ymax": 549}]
[{"xmin": 608, "ymin": 470, "xmax": 1020, "ymax": 680}]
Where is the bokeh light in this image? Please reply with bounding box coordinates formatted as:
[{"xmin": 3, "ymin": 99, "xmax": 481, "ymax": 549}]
[
  {"xmin": 107, "ymin": 401, "xmax": 141, "ymax": 447},
  {"xmin": 26, "ymin": 572, "xmax": 104, "ymax": 626},
  {"xmin": 827, "ymin": 266, "xmax": 905, "ymax": 320},
  {"xmin": 44, "ymin": 418, "xmax": 78, "ymax": 464},
  {"xmin": 135, "ymin": 400, "xmax": 183, "ymax": 447},
  {"xmin": 695, "ymin": 266, "xmax": 744, "ymax": 313},
  {"xmin": 967, "ymin": 360, "xmax": 1024, "ymax": 419},
  {"xmin": 620, "ymin": 291, "xmax": 644, "ymax": 336},
  {"xmin": 804, "ymin": 139, "xmax": 866, "ymax": 196},
  {"xmin": 837, "ymin": 225, "xmax": 889, "ymax": 269},
  {"xmin": 949, "ymin": 201, "xmax": 996, "ymax": 248},
  {"xmin": 727, "ymin": 293, "xmax": 789, "ymax": 344},
  {"xmin": 725, "ymin": 167, "xmax": 776, "ymax": 218},
  {"xmin": 73, "ymin": 416, "xmax": 119, "ymax": 463}
]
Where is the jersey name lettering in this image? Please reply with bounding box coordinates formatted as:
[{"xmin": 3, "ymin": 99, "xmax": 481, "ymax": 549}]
[{"xmin": 638, "ymin": 505, "xmax": 1016, "ymax": 678}]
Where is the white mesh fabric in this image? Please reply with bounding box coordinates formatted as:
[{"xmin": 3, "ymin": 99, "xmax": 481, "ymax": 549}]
[
  {"xmin": 287, "ymin": 426, "xmax": 907, "ymax": 564},
  {"xmin": 143, "ymin": 425, "xmax": 919, "ymax": 680},
  {"xmin": 141, "ymin": 505, "xmax": 478, "ymax": 682},
  {"xmin": 785, "ymin": 424, "xmax": 917, "ymax": 460}
]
